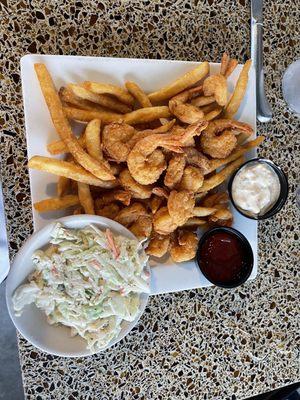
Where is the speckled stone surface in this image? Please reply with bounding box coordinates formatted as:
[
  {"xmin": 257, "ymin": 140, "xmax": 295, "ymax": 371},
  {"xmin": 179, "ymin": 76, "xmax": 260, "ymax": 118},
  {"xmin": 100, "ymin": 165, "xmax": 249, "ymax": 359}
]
[{"xmin": 0, "ymin": 0, "xmax": 299, "ymax": 399}]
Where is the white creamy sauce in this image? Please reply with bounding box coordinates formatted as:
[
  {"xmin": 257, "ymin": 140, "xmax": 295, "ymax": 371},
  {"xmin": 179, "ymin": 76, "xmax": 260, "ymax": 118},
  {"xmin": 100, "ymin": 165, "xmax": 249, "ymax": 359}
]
[{"xmin": 232, "ymin": 162, "xmax": 281, "ymax": 215}]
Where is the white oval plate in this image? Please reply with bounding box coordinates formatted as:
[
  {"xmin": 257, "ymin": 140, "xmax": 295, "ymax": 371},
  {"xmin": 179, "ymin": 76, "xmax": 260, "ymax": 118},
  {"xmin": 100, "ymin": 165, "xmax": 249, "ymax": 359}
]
[{"xmin": 6, "ymin": 215, "xmax": 150, "ymax": 357}]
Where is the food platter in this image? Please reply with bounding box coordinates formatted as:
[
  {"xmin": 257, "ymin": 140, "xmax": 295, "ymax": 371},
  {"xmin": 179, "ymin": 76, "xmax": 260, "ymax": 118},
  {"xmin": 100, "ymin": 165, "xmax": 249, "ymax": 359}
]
[{"xmin": 21, "ymin": 54, "xmax": 257, "ymax": 295}]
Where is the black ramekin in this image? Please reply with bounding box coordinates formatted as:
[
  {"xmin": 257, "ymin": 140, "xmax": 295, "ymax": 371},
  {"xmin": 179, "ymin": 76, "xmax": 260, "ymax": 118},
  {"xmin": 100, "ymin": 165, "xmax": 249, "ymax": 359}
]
[
  {"xmin": 228, "ymin": 158, "xmax": 289, "ymax": 220},
  {"xmin": 196, "ymin": 227, "xmax": 254, "ymax": 288}
]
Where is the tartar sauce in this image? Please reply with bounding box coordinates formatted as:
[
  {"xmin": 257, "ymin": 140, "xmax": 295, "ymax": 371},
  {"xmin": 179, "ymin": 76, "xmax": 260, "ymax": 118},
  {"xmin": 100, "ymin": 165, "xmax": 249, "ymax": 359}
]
[{"xmin": 232, "ymin": 162, "xmax": 281, "ymax": 215}]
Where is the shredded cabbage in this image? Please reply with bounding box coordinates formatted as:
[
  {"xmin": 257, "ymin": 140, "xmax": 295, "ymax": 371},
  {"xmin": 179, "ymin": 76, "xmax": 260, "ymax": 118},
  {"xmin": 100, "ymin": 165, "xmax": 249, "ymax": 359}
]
[{"xmin": 13, "ymin": 223, "xmax": 150, "ymax": 351}]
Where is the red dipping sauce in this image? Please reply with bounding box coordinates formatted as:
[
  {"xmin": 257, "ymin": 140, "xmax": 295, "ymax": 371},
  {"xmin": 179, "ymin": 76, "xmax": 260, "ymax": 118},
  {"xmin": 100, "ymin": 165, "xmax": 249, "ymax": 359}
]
[{"xmin": 197, "ymin": 228, "xmax": 253, "ymax": 287}]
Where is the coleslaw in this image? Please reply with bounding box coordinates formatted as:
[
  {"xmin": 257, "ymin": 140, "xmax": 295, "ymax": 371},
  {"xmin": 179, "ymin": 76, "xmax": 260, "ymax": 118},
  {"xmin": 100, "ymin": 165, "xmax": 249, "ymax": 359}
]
[{"xmin": 13, "ymin": 223, "xmax": 150, "ymax": 351}]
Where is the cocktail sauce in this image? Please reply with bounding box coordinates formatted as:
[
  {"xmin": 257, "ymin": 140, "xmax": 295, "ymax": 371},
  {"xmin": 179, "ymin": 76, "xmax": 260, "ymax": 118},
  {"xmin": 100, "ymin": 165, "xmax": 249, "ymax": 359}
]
[{"xmin": 197, "ymin": 228, "xmax": 253, "ymax": 288}]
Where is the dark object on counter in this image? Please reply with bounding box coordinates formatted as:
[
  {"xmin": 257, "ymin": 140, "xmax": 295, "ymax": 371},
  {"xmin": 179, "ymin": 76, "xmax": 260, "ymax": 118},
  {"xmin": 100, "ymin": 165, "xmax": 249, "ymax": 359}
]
[
  {"xmin": 228, "ymin": 158, "xmax": 288, "ymax": 220},
  {"xmin": 246, "ymin": 382, "xmax": 300, "ymax": 400},
  {"xmin": 196, "ymin": 227, "xmax": 253, "ymax": 288}
]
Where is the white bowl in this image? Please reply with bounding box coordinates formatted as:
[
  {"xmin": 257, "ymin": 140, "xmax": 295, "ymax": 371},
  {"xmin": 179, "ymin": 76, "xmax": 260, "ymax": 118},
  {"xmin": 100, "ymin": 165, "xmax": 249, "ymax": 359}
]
[{"xmin": 6, "ymin": 215, "xmax": 150, "ymax": 357}]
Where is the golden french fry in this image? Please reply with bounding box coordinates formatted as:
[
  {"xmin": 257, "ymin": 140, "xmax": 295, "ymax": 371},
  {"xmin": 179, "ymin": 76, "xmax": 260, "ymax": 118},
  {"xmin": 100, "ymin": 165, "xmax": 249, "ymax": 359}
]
[
  {"xmin": 125, "ymin": 81, "xmax": 152, "ymax": 108},
  {"xmin": 151, "ymin": 119, "xmax": 176, "ymax": 133},
  {"xmin": 198, "ymin": 157, "xmax": 245, "ymax": 192},
  {"xmin": 77, "ymin": 182, "xmax": 95, "ymax": 214},
  {"xmin": 57, "ymin": 175, "xmax": 70, "ymax": 197},
  {"xmin": 204, "ymin": 107, "xmax": 223, "ymax": 121},
  {"xmin": 59, "ymin": 87, "xmax": 107, "ymax": 111},
  {"xmin": 220, "ymin": 53, "xmax": 230, "ymax": 76},
  {"xmin": 201, "ymin": 102, "xmax": 218, "ymax": 113},
  {"xmin": 123, "ymin": 106, "xmax": 171, "ymax": 125},
  {"xmin": 224, "ymin": 59, "xmax": 238, "ymax": 78},
  {"xmin": 207, "ymin": 136, "xmax": 265, "ymax": 173},
  {"xmin": 224, "ymin": 60, "xmax": 252, "ymax": 118},
  {"xmin": 182, "ymin": 217, "xmax": 207, "ymax": 227},
  {"xmin": 34, "ymin": 64, "xmax": 115, "ymax": 181},
  {"xmin": 193, "ymin": 207, "xmax": 217, "ymax": 217},
  {"xmin": 191, "ymin": 95, "xmax": 215, "ymax": 107},
  {"xmin": 84, "ymin": 119, "xmax": 102, "ymax": 161},
  {"xmin": 63, "ymin": 106, "xmax": 122, "ymax": 124},
  {"xmin": 236, "ymin": 130, "xmax": 252, "ymax": 145},
  {"xmin": 148, "ymin": 62, "xmax": 210, "ymax": 103},
  {"xmin": 29, "ymin": 156, "xmax": 118, "ymax": 188},
  {"xmin": 83, "ymin": 81, "xmax": 135, "ymax": 106},
  {"xmin": 34, "ymin": 195, "xmax": 80, "ymax": 212},
  {"xmin": 67, "ymin": 84, "xmax": 131, "ymax": 113},
  {"xmin": 47, "ymin": 135, "xmax": 86, "ymax": 155}
]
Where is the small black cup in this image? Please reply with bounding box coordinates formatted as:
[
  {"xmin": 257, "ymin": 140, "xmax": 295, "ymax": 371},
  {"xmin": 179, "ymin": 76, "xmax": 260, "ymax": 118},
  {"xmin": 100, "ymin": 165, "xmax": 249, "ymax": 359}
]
[
  {"xmin": 228, "ymin": 158, "xmax": 288, "ymax": 220},
  {"xmin": 196, "ymin": 227, "xmax": 254, "ymax": 288}
]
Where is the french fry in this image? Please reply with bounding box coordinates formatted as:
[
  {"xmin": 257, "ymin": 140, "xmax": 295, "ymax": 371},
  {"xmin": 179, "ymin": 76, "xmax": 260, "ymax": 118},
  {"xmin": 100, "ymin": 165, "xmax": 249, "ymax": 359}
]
[
  {"xmin": 34, "ymin": 195, "xmax": 80, "ymax": 212},
  {"xmin": 148, "ymin": 62, "xmax": 210, "ymax": 102},
  {"xmin": 201, "ymin": 102, "xmax": 218, "ymax": 113},
  {"xmin": 224, "ymin": 59, "xmax": 238, "ymax": 78},
  {"xmin": 67, "ymin": 84, "xmax": 131, "ymax": 113},
  {"xmin": 57, "ymin": 175, "xmax": 70, "ymax": 197},
  {"xmin": 193, "ymin": 207, "xmax": 217, "ymax": 217},
  {"xmin": 204, "ymin": 107, "xmax": 223, "ymax": 121},
  {"xmin": 83, "ymin": 81, "xmax": 135, "ymax": 106},
  {"xmin": 183, "ymin": 217, "xmax": 207, "ymax": 227},
  {"xmin": 47, "ymin": 135, "xmax": 86, "ymax": 155},
  {"xmin": 220, "ymin": 53, "xmax": 230, "ymax": 76},
  {"xmin": 34, "ymin": 64, "xmax": 115, "ymax": 181},
  {"xmin": 191, "ymin": 95, "xmax": 215, "ymax": 107},
  {"xmin": 224, "ymin": 60, "xmax": 252, "ymax": 118},
  {"xmin": 220, "ymin": 53, "xmax": 238, "ymax": 78},
  {"xmin": 59, "ymin": 87, "xmax": 107, "ymax": 112},
  {"xmin": 237, "ymin": 130, "xmax": 252, "ymax": 145},
  {"xmin": 125, "ymin": 81, "xmax": 152, "ymax": 108},
  {"xmin": 202, "ymin": 192, "xmax": 229, "ymax": 207},
  {"xmin": 63, "ymin": 106, "xmax": 122, "ymax": 124},
  {"xmin": 152, "ymin": 119, "xmax": 176, "ymax": 133},
  {"xmin": 29, "ymin": 156, "xmax": 118, "ymax": 188},
  {"xmin": 206, "ymin": 136, "xmax": 265, "ymax": 173},
  {"xmin": 198, "ymin": 157, "xmax": 245, "ymax": 192},
  {"xmin": 77, "ymin": 182, "xmax": 95, "ymax": 214},
  {"xmin": 84, "ymin": 119, "xmax": 102, "ymax": 161},
  {"xmin": 123, "ymin": 106, "xmax": 171, "ymax": 125}
]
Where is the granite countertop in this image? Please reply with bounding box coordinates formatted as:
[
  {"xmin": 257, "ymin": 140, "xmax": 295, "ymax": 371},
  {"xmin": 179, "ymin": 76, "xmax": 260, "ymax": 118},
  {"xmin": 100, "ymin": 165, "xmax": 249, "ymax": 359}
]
[{"xmin": 0, "ymin": 0, "xmax": 299, "ymax": 399}]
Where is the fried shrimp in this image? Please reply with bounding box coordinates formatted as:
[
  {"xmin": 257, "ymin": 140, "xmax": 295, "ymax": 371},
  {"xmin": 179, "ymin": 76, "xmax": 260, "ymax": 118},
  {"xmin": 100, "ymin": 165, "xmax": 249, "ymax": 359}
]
[
  {"xmin": 129, "ymin": 215, "xmax": 153, "ymax": 239},
  {"xmin": 95, "ymin": 203, "xmax": 120, "ymax": 219},
  {"xmin": 202, "ymin": 74, "xmax": 228, "ymax": 106},
  {"xmin": 183, "ymin": 147, "xmax": 210, "ymax": 173},
  {"xmin": 102, "ymin": 123, "xmax": 136, "ymax": 162},
  {"xmin": 146, "ymin": 234, "xmax": 170, "ymax": 257},
  {"xmin": 127, "ymin": 132, "xmax": 184, "ymax": 185},
  {"xmin": 200, "ymin": 119, "xmax": 253, "ymax": 159},
  {"xmin": 119, "ymin": 169, "xmax": 153, "ymax": 199},
  {"xmin": 149, "ymin": 196, "xmax": 164, "ymax": 214},
  {"xmin": 170, "ymin": 230, "xmax": 198, "ymax": 262},
  {"xmin": 167, "ymin": 190, "xmax": 195, "ymax": 225},
  {"xmin": 153, "ymin": 207, "xmax": 178, "ymax": 235},
  {"xmin": 169, "ymin": 85, "xmax": 205, "ymax": 124},
  {"xmin": 178, "ymin": 166, "xmax": 204, "ymax": 192},
  {"xmin": 115, "ymin": 202, "xmax": 148, "ymax": 226},
  {"xmin": 164, "ymin": 153, "xmax": 186, "ymax": 189}
]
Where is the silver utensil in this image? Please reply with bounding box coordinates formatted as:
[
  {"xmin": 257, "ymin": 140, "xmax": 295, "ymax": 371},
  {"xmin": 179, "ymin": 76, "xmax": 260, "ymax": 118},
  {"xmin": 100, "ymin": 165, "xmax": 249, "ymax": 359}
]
[
  {"xmin": 251, "ymin": 0, "xmax": 273, "ymax": 122},
  {"xmin": 0, "ymin": 181, "xmax": 10, "ymax": 283}
]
